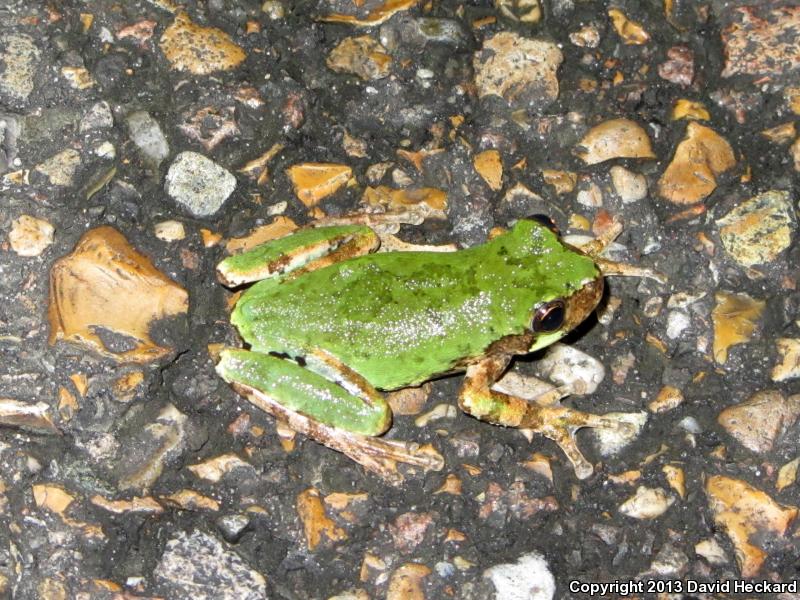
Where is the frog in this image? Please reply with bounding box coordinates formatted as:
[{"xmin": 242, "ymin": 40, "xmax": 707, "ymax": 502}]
[{"xmin": 215, "ymin": 215, "xmax": 664, "ymax": 484}]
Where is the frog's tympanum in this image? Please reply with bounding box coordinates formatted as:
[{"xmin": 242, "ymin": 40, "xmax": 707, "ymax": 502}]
[{"xmin": 216, "ymin": 217, "xmax": 662, "ymax": 483}]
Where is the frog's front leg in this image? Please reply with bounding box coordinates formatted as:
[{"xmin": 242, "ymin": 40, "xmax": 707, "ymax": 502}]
[
  {"xmin": 217, "ymin": 225, "xmax": 379, "ymax": 286},
  {"xmin": 217, "ymin": 349, "xmax": 444, "ymax": 485},
  {"xmin": 458, "ymin": 355, "xmax": 631, "ymax": 480}
]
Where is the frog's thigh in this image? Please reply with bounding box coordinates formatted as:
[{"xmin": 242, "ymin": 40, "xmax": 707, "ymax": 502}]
[
  {"xmin": 217, "ymin": 348, "xmax": 390, "ymax": 435},
  {"xmin": 458, "ymin": 355, "xmax": 628, "ymax": 479},
  {"xmin": 217, "ymin": 225, "xmax": 379, "ymax": 286}
]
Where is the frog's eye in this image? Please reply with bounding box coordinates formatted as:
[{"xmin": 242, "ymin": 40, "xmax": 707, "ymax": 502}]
[
  {"xmin": 526, "ymin": 214, "xmax": 561, "ymax": 236},
  {"xmin": 532, "ymin": 300, "xmax": 565, "ymax": 332}
]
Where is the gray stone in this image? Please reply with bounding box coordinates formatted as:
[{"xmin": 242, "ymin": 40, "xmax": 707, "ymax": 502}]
[
  {"xmin": 155, "ymin": 530, "xmax": 267, "ymax": 599},
  {"xmin": 165, "ymin": 151, "xmax": 236, "ymax": 217},
  {"xmin": 216, "ymin": 513, "xmax": 251, "ymax": 543},
  {"xmin": 126, "ymin": 110, "xmax": 170, "ymax": 166},
  {"xmin": 80, "ymin": 101, "xmax": 114, "ymax": 132},
  {"xmin": 0, "ymin": 113, "xmax": 21, "ymax": 174}
]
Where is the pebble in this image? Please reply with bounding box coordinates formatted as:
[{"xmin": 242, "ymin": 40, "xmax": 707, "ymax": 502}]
[
  {"xmin": 658, "ymin": 123, "xmax": 735, "ymax": 205},
  {"xmin": 0, "ymin": 34, "xmax": 40, "ymax": 106},
  {"xmin": 574, "ymin": 118, "xmax": 655, "ymax": 165},
  {"xmin": 772, "ymin": 338, "xmax": 800, "ymax": 381},
  {"xmin": 9, "ymin": 215, "xmax": 54, "ymax": 257},
  {"xmin": 166, "ymin": 151, "xmax": 236, "ymax": 216},
  {"xmin": 33, "ymin": 148, "xmax": 81, "ymax": 186},
  {"xmin": 609, "ymin": 166, "xmax": 648, "ymax": 203},
  {"xmin": 126, "ymin": 111, "xmax": 170, "ymax": 167},
  {"xmin": 327, "ymin": 35, "xmax": 392, "ymax": 80},
  {"xmin": 154, "ymin": 220, "xmax": 186, "ymax": 242},
  {"xmin": 721, "ymin": 6, "xmax": 800, "ymax": 79},
  {"xmin": 48, "ymin": 226, "xmax": 188, "ymax": 362},
  {"xmin": 618, "ymin": 486, "xmax": 675, "ymax": 520},
  {"xmin": 534, "ymin": 343, "xmax": 605, "ymax": 394},
  {"xmin": 665, "ymin": 310, "xmax": 690, "ymax": 339},
  {"xmin": 716, "ymin": 189, "xmax": 795, "ymax": 267},
  {"xmin": 0, "ymin": 113, "xmax": 20, "ymax": 174},
  {"xmin": 590, "ymin": 411, "xmax": 647, "ymax": 457},
  {"xmin": 484, "ymin": 552, "xmax": 555, "ymax": 600},
  {"xmin": 717, "ymin": 390, "xmax": 800, "ymax": 454},
  {"xmin": 154, "ymin": 530, "xmax": 266, "ymax": 599},
  {"xmin": 706, "ymin": 475, "xmax": 798, "ymax": 577},
  {"xmin": 473, "ymin": 33, "xmax": 562, "ymax": 113},
  {"xmin": 117, "ymin": 404, "xmax": 188, "ymax": 491},
  {"xmin": 216, "ymin": 513, "xmax": 251, "ymax": 543},
  {"xmin": 159, "ymin": 13, "xmax": 246, "ymax": 75},
  {"xmin": 694, "ymin": 538, "xmax": 728, "ymax": 566}
]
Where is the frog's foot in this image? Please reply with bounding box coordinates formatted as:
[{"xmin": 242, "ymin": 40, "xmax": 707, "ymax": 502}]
[
  {"xmin": 313, "ymin": 204, "xmax": 435, "ymax": 234},
  {"xmin": 573, "ymin": 218, "xmax": 667, "ymax": 284},
  {"xmin": 525, "ymin": 406, "xmax": 635, "ymax": 480},
  {"xmin": 458, "ymin": 355, "xmax": 633, "ymax": 479},
  {"xmin": 217, "ymin": 349, "xmax": 444, "ymax": 485}
]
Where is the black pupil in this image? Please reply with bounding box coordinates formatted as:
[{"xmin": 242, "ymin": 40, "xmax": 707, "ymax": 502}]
[{"xmin": 535, "ymin": 302, "xmax": 565, "ymax": 332}]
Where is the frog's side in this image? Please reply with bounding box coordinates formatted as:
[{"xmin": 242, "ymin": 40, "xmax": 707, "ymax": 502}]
[{"xmin": 216, "ymin": 218, "xmax": 635, "ymax": 481}]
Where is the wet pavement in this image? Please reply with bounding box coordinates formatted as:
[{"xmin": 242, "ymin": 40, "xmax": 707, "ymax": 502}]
[{"xmin": 1, "ymin": 0, "xmax": 799, "ymax": 598}]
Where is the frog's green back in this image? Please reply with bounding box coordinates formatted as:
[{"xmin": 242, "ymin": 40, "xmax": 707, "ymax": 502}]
[{"xmin": 232, "ymin": 220, "xmax": 598, "ymax": 390}]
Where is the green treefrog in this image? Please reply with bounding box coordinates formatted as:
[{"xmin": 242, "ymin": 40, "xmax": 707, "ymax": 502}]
[{"xmin": 215, "ymin": 216, "xmax": 662, "ymax": 483}]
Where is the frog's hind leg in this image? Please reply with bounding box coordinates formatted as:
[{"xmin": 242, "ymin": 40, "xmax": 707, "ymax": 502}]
[
  {"xmin": 457, "ymin": 355, "xmax": 633, "ymax": 479},
  {"xmin": 217, "ymin": 348, "xmax": 444, "ymax": 485},
  {"xmin": 217, "ymin": 225, "xmax": 379, "ymax": 286}
]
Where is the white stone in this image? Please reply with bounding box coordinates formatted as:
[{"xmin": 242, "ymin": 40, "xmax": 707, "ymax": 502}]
[
  {"xmin": 154, "ymin": 220, "xmax": 186, "ymax": 242},
  {"xmin": 610, "ymin": 165, "xmax": 648, "ymax": 203},
  {"xmin": 619, "ymin": 486, "xmax": 675, "ymax": 519},
  {"xmin": 154, "ymin": 530, "xmax": 266, "ymax": 599},
  {"xmin": 666, "ymin": 310, "xmax": 690, "ymax": 339},
  {"xmin": 484, "ymin": 551, "xmax": 555, "ymax": 600},
  {"xmin": 590, "ymin": 411, "xmax": 647, "ymax": 456},
  {"xmin": 166, "ymin": 152, "xmax": 236, "ymax": 217},
  {"xmin": 127, "ymin": 111, "xmax": 170, "ymax": 166},
  {"xmin": 533, "ymin": 343, "xmax": 605, "ymax": 395}
]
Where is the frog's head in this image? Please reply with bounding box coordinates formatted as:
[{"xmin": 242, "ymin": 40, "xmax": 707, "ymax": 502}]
[
  {"xmin": 515, "ymin": 214, "xmax": 665, "ymax": 352},
  {"xmin": 507, "ymin": 216, "xmax": 605, "ymax": 353}
]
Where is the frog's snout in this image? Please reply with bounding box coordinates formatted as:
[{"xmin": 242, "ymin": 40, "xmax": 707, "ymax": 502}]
[{"xmin": 564, "ymin": 274, "xmax": 604, "ymax": 330}]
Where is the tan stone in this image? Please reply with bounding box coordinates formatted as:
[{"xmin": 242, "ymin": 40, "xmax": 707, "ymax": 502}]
[
  {"xmin": 474, "ymin": 149, "xmax": 503, "ymax": 191},
  {"xmin": 473, "ymin": 33, "xmax": 562, "ymax": 112},
  {"xmin": 386, "ymin": 563, "xmax": 431, "ymax": 600},
  {"xmin": 608, "ymin": 8, "xmax": 650, "ymax": 44},
  {"xmin": 320, "ymin": 0, "xmax": 419, "ymax": 26},
  {"xmin": 706, "ymin": 475, "xmax": 797, "ymax": 577},
  {"xmin": 297, "ymin": 487, "xmax": 347, "ymax": 550},
  {"xmin": 773, "ymin": 338, "xmax": 800, "ymax": 382},
  {"xmin": 711, "ymin": 291, "xmax": 765, "ymax": 364},
  {"xmin": 286, "ymin": 163, "xmax": 353, "ymax": 207},
  {"xmin": 326, "ymin": 35, "xmax": 391, "ymax": 81},
  {"xmin": 48, "ymin": 227, "xmax": 188, "ymax": 363},
  {"xmin": 159, "ymin": 12, "xmax": 246, "ymax": 75},
  {"xmin": 671, "ymin": 99, "xmax": 710, "ymax": 121},
  {"xmin": 658, "ymin": 123, "xmax": 735, "ymax": 205},
  {"xmin": 575, "ymin": 119, "xmax": 655, "ymax": 165},
  {"xmin": 718, "ymin": 390, "xmax": 800, "ymax": 453},
  {"xmin": 187, "ymin": 453, "xmax": 252, "ymax": 482}
]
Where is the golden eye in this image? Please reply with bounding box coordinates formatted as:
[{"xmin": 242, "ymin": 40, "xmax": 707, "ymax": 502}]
[{"xmin": 532, "ymin": 300, "xmax": 565, "ymax": 332}]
